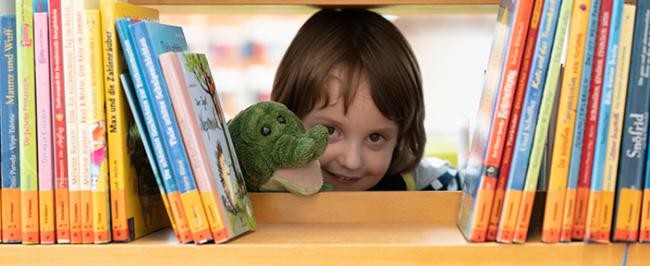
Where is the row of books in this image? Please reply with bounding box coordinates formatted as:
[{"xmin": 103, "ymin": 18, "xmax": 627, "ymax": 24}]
[
  {"xmin": 0, "ymin": 0, "xmax": 255, "ymax": 244},
  {"xmin": 458, "ymin": 0, "xmax": 650, "ymax": 244}
]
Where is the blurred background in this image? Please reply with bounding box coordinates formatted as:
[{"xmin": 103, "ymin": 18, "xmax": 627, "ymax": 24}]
[{"xmin": 153, "ymin": 5, "xmax": 498, "ymax": 166}]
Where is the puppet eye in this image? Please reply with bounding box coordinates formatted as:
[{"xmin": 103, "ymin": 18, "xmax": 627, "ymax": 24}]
[
  {"xmin": 261, "ymin": 126, "xmax": 272, "ymax": 136},
  {"xmin": 277, "ymin": 115, "xmax": 286, "ymax": 124}
]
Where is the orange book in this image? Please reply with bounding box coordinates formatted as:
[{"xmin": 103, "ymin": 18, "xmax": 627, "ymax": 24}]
[
  {"xmin": 487, "ymin": 0, "xmax": 541, "ymax": 242},
  {"xmin": 541, "ymin": 0, "xmax": 589, "ymax": 243}
]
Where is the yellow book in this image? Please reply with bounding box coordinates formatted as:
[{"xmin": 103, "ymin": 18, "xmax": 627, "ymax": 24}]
[
  {"xmin": 85, "ymin": 9, "xmax": 111, "ymax": 244},
  {"xmin": 541, "ymin": 0, "xmax": 587, "ymax": 243},
  {"xmin": 596, "ymin": 1, "xmax": 635, "ymax": 243},
  {"xmin": 100, "ymin": 0, "xmax": 170, "ymax": 242}
]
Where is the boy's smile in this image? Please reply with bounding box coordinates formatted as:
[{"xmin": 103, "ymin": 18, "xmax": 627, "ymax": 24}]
[{"xmin": 302, "ymin": 71, "xmax": 398, "ymax": 191}]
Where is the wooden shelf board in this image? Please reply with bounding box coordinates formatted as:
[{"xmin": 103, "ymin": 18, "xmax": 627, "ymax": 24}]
[
  {"xmin": 129, "ymin": 0, "xmax": 500, "ymax": 6},
  {"xmin": 0, "ymin": 192, "xmax": 628, "ymax": 265},
  {"xmin": 627, "ymin": 243, "xmax": 649, "ymax": 266}
]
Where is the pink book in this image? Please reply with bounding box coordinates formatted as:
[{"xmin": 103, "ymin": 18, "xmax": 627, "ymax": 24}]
[
  {"xmin": 161, "ymin": 52, "xmax": 229, "ymax": 242},
  {"xmin": 35, "ymin": 12, "xmax": 55, "ymax": 245}
]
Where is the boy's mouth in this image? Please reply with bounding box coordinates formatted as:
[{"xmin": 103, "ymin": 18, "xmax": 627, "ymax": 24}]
[{"xmin": 324, "ymin": 170, "xmax": 360, "ymax": 185}]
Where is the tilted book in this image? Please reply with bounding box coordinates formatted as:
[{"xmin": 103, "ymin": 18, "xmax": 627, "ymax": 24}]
[
  {"xmin": 116, "ymin": 19, "xmax": 189, "ymax": 243},
  {"xmin": 457, "ymin": 0, "xmax": 516, "ymax": 242},
  {"xmin": 161, "ymin": 52, "xmax": 256, "ymax": 242}
]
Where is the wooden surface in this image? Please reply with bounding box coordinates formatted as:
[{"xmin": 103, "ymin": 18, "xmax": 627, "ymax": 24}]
[
  {"xmin": 129, "ymin": 0, "xmax": 500, "ymax": 6},
  {"xmin": 626, "ymin": 243, "xmax": 649, "ymax": 266},
  {"xmin": 0, "ymin": 192, "xmax": 629, "ymax": 265}
]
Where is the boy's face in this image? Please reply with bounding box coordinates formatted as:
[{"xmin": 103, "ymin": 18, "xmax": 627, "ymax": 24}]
[{"xmin": 302, "ymin": 73, "xmax": 398, "ymax": 191}]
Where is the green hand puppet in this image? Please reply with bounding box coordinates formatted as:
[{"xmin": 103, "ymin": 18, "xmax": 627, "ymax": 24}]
[{"xmin": 228, "ymin": 101, "xmax": 330, "ymax": 196}]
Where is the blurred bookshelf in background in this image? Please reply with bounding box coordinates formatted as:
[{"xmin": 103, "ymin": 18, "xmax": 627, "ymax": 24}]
[{"xmin": 156, "ymin": 5, "xmax": 498, "ymax": 166}]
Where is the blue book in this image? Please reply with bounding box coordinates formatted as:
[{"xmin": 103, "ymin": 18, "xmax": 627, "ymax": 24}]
[
  {"xmin": 32, "ymin": 0, "xmax": 47, "ymax": 12},
  {"xmin": 588, "ymin": 0, "xmax": 624, "ymax": 239},
  {"xmin": 115, "ymin": 18, "xmax": 193, "ymax": 243},
  {"xmin": 614, "ymin": 0, "xmax": 650, "ymax": 242},
  {"xmin": 119, "ymin": 73, "xmax": 182, "ymax": 240},
  {"xmin": 126, "ymin": 19, "xmax": 212, "ymax": 243},
  {"xmin": 0, "ymin": 14, "xmax": 20, "ymax": 243}
]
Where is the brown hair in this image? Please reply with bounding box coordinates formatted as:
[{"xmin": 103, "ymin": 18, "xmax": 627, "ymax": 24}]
[{"xmin": 271, "ymin": 8, "xmax": 425, "ymax": 176}]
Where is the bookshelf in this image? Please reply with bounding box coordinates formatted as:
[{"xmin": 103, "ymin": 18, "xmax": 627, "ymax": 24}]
[
  {"xmin": 0, "ymin": 192, "xmax": 629, "ymax": 265},
  {"xmin": 0, "ymin": 1, "xmax": 637, "ymax": 265},
  {"xmin": 130, "ymin": 0, "xmax": 500, "ymax": 5}
]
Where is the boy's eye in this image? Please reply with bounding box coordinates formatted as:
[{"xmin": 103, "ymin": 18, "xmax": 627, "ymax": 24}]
[
  {"xmin": 326, "ymin": 126, "xmax": 336, "ymax": 135},
  {"xmin": 368, "ymin": 133, "xmax": 385, "ymax": 143}
]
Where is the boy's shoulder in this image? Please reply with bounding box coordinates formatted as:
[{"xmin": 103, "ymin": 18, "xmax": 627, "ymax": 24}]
[{"xmin": 370, "ymin": 157, "xmax": 462, "ymax": 191}]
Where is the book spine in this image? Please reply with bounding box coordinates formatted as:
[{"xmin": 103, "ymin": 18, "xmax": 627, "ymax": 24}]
[
  {"xmin": 35, "ymin": 11, "xmax": 54, "ymax": 244},
  {"xmin": 488, "ymin": 0, "xmax": 543, "ymax": 242},
  {"xmin": 597, "ymin": 0, "xmax": 634, "ymax": 243},
  {"xmin": 115, "ymin": 19, "xmax": 191, "ymax": 243},
  {"xmin": 541, "ymin": 0, "xmax": 590, "ymax": 243},
  {"xmin": 86, "ymin": 9, "xmax": 110, "ymax": 244},
  {"xmin": 99, "ymin": 0, "xmax": 128, "ymax": 242},
  {"xmin": 0, "ymin": 14, "xmax": 21, "ymax": 244},
  {"xmin": 616, "ymin": 0, "xmax": 650, "ymax": 242},
  {"xmin": 560, "ymin": 0, "xmax": 601, "ymax": 242},
  {"xmin": 129, "ymin": 22, "xmax": 212, "ymax": 244},
  {"xmin": 161, "ymin": 52, "xmax": 229, "ymax": 242},
  {"xmin": 509, "ymin": 0, "xmax": 571, "ymax": 242},
  {"xmin": 73, "ymin": 8, "xmax": 94, "ymax": 244},
  {"xmin": 17, "ymin": 0, "xmax": 39, "ymax": 244},
  {"xmin": 573, "ymin": 0, "xmax": 614, "ymax": 240},
  {"xmin": 61, "ymin": 0, "xmax": 81, "ymax": 244},
  {"xmin": 563, "ymin": 0, "xmax": 601, "ymax": 242},
  {"xmin": 48, "ymin": 0, "xmax": 70, "ymax": 244},
  {"xmin": 585, "ymin": 0, "xmax": 619, "ymax": 242},
  {"xmin": 458, "ymin": 0, "xmax": 514, "ymax": 242}
]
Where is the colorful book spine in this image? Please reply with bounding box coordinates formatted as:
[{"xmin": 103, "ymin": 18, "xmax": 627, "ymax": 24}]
[
  {"xmin": 161, "ymin": 52, "xmax": 231, "ymax": 242},
  {"xmin": 86, "ymin": 9, "xmax": 110, "ymax": 244},
  {"xmin": 61, "ymin": 0, "xmax": 81, "ymax": 244},
  {"xmin": 514, "ymin": 0, "xmax": 569, "ymax": 243},
  {"xmin": 0, "ymin": 13, "xmax": 21, "ymax": 244},
  {"xmin": 563, "ymin": 0, "xmax": 602, "ymax": 242},
  {"xmin": 115, "ymin": 19, "xmax": 191, "ymax": 243},
  {"xmin": 573, "ymin": 0, "xmax": 614, "ymax": 240},
  {"xmin": 73, "ymin": 7, "xmax": 94, "ymax": 244},
  {"xmin": 99, "ymin": 0, "xmax": 168, "ymax": 242},
  {"xmin": 541, "ymin": 0, "xmax": 590, "ymax": 243},
  {"xmin": 585, "ymin": 0, "xmax": 621, "ymax": 242},
  {"xmin": 622, "ymin": 0, "xmax": 650, "ymax": 242},
  {"xmin": 35, "ymin": 11, "xmax": 55, "ymax": 244},
  {"xmin": 488, "ymin": 0, "xmax": 543, "ymax": 242},
  {"xmin": 457, "ymin": 0, "xmax": 516, "ymax": 242},
  {"xmin": 128, "ymin": 20, "xmax": 212, "ymax": 244},
  {"xmin": 17, "ymin": 0, "xmax": 39, "ymax": 244},
  {"xmin": 48, "ymin": 0, "xmax": 70, "ymax": 244},
  {"xmin": 595, "ymin": 0, "xmax": 634, "ymax": 243}
]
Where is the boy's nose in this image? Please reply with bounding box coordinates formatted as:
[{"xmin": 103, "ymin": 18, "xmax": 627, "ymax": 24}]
[{"xmin": 338, "ymin": 143, "xmax": 362, "ymax": 171}]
